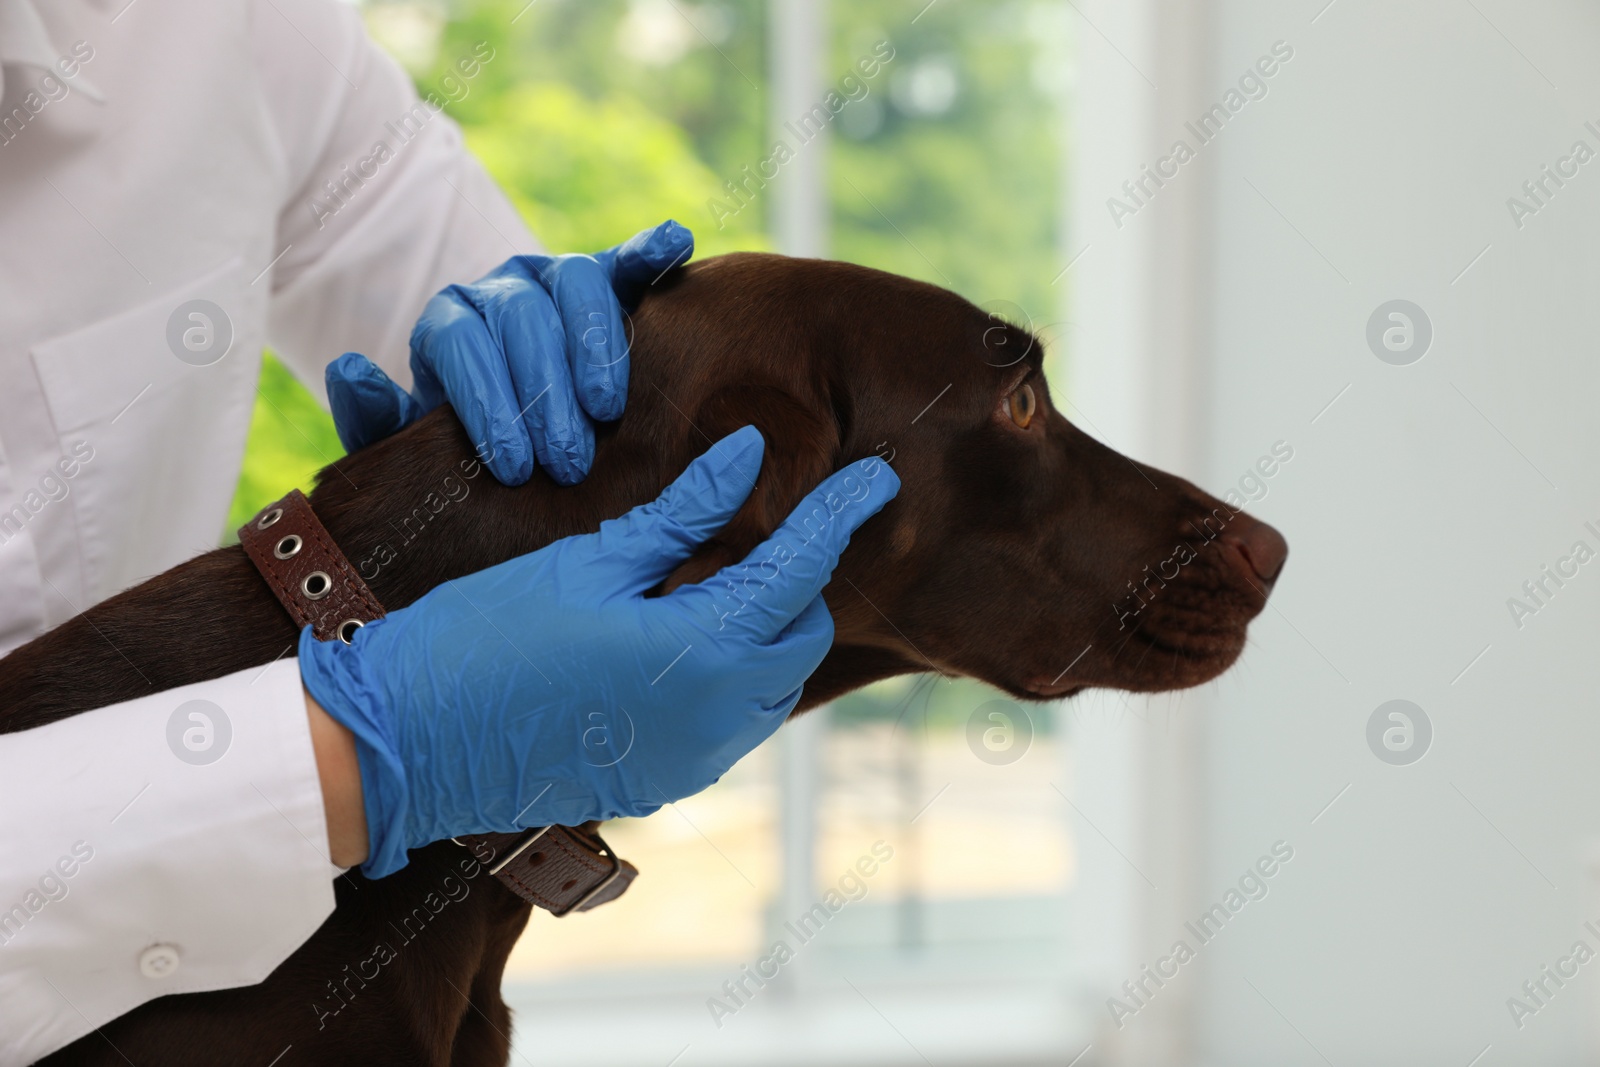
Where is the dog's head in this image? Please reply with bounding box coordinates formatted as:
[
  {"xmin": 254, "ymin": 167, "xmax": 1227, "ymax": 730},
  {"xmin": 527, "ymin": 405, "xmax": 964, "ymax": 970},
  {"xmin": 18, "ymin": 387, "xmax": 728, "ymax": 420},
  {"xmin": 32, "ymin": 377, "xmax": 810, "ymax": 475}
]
[{"xmin": 616, "ymin": 253, "xmax": 1287, "ymax": 707}]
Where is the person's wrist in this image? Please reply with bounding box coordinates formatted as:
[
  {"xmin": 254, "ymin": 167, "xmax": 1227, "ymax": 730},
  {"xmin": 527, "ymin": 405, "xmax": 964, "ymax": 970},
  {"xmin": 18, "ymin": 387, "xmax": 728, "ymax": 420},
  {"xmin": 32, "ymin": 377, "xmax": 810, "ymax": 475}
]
[
  {"xmin": 303, "ymin": 686, "xmax": 369, "ymax": 868},
  {"xmin": 298, "ymin": 626, "xmax": 414, "ymax": 877}
]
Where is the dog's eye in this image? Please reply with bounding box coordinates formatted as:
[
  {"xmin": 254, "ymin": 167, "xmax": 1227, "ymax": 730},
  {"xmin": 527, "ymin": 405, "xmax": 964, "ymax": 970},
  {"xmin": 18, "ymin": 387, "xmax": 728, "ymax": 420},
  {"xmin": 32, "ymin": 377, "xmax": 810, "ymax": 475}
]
[{"xmin": 1005, "ymin": 382, "xmax": 1036, "ymax": 429}]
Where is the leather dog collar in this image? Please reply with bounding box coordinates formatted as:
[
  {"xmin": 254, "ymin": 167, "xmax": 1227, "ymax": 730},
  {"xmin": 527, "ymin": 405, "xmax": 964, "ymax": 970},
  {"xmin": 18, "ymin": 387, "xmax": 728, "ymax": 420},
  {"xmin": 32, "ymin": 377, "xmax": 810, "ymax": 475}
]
[{"xmin": 239, "ymin": 489, "xmax": 636, "ymax": 917}]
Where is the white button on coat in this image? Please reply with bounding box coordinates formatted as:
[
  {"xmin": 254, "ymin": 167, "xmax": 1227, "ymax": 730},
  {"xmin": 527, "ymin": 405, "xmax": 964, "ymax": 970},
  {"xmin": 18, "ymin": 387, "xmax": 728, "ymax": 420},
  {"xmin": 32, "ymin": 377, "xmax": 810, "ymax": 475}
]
[
  {"xmin": 0, "ymin": 0, "xmax": 536, "ymax": 1062},
  {"xmin": 137, "ymin": 944, "xmax": 180, "ymax": 979}
]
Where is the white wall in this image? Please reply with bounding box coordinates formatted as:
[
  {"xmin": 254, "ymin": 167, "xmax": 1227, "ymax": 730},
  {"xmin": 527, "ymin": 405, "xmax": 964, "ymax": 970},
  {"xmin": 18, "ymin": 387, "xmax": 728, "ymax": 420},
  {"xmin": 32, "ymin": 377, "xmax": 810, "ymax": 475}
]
[{"xmin": 1072, "ymin": 1, "xmax": 1600, "ymax": 1064}]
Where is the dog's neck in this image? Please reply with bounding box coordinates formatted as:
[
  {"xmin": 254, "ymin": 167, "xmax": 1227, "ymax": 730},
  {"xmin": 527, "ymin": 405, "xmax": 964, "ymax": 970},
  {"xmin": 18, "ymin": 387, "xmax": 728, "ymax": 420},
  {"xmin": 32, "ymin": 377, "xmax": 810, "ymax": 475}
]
[{"xmin": 304, "ymin": 409, "xmax": 927, "ymax": 713}]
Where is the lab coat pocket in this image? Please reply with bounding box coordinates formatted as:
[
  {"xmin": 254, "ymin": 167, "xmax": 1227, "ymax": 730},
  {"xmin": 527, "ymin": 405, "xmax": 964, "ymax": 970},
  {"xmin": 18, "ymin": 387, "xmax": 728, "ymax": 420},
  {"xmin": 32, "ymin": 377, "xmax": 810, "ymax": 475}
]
[{"xmin": 32, "ymin": 258, "xmax": 263, "ymax": 603}]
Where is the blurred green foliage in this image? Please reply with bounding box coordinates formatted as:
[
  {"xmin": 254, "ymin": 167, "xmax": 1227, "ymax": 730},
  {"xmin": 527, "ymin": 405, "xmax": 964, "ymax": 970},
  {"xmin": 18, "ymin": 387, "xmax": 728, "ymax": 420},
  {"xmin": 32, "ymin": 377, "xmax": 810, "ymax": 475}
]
[
  {"xmin": 414, "ymin": 0, "xmax": 1068, "ymax": 314},
  {"xmin": 225, "ymin": 352, "xmax": 347, "ymax": 534},
  {"xmin": 228, "ymin": 0, "xmax": 1068, "ymax": 721},
  {"xmin": 460, "ymin": 82, "xmax": 767, "ymax": 255}
]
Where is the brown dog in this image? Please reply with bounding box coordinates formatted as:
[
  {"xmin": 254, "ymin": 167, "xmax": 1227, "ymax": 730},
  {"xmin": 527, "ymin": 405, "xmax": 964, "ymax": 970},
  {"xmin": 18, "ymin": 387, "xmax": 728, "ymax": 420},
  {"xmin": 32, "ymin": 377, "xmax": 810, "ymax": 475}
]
[{"xmin": 3, "ymin": 253, "xmax": 1286, "ymax": 1065}]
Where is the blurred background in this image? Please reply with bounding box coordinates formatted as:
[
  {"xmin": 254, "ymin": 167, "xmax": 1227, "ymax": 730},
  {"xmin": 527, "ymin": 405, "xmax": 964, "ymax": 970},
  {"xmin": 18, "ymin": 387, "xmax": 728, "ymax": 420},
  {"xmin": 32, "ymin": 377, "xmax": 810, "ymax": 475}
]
[{"xmin": 234, "ymin": 0, "xmax": 1600, "ymax": 1064}]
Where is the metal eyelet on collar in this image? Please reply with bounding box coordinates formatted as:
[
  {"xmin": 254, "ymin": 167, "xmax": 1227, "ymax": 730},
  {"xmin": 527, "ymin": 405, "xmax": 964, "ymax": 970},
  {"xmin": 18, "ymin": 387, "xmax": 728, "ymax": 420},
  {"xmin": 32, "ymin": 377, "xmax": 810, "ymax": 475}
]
[
  {"xmin": 336, "ymin": 619, "xmax": 364, "ymax": 644},
  {"xmin": 256, "ymin": 507, "xmax": 283, "ymax": 530},
  {"xmin": 273, "ymin": 534, "xmax": 302, "ymax": 560},
  {"xmin": 301, "ymin": 571, "xmax": 332, "ymax": 600}
]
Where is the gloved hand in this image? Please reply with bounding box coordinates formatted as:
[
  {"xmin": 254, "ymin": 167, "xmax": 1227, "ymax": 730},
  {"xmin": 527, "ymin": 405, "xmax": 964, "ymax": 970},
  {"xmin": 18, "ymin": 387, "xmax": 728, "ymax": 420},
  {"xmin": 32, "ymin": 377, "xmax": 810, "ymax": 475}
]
[
  {"xmin": 325, "ymin": 220, "xmax": 693, "ymax": 487},
  {"xmin": 298, "ymin": 427, "xmax": 900, "ymax": 878}
]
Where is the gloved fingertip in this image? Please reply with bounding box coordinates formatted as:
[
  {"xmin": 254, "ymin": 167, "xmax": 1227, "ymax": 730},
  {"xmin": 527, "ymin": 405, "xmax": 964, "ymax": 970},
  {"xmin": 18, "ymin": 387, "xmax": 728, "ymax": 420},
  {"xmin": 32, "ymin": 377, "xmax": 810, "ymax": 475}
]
[
  {"xmin": 646, "ymin": 219, "xmax": 694, "ymax": 263},
  {"xmin": 572, "ymin": 441, "xmax": 595, "ymax": 479},
  {"xmin": 545, "ymin": 461, "xmax": 585, "ymax": 487},
  {"xmin": 636, "ymin": 426, "xmax": 763, "ymax": 538},
  {"xmin": 326, "ymin": 349, "xmax": 377, "ymax": 383},
  {"xmin": 851, "ymin": 455, "xmax": 901, "ymax": 508},
  {"xmin": 486, "ymin": 442, "xmax": 535, "ymax": 487},
  {"xmin": 875, "ymin": 461, "xmax": 902, "ymax": 498},
  {"xmin": 702, "ymin": 425, "xmax": 765, "ymax": 484},
  {"xmin": 610, "ymin": 221, "xmax": 695, "ymax": 293},
  {"xmin": 327, "ymin": 352, "xmax": 412, "ymax": 453},
  {"xmin": 547, "ymin": 445, "xmax": 592, "ymax": 486},
  {"xmin": 838, "ymin": 463, "xmax": 902, "ymax": 537},
  {"xmin": 720, "ymin": 424, "xmax": 765, "ymax": 456},
  {"xmin": 581, "ymin": 380, "xmax": 627, "ymax": 424},
  {"xmin": 531, "ymin": 419, "xmax": 597, "ymax": 485}
]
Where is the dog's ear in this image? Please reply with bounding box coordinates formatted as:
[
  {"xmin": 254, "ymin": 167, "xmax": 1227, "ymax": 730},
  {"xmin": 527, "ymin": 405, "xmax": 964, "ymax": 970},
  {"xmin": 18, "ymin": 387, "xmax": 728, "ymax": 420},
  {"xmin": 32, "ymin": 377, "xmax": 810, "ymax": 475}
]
[{"xmin": 660, "ymin": 380, "xmax": 842, "ymax": 592}]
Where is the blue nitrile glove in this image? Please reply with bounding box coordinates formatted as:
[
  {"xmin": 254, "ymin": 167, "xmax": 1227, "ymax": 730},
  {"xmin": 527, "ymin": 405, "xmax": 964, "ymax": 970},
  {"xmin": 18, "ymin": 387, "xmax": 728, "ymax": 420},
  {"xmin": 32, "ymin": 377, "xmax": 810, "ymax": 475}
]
[
  {"xmin": 325, "ymin": 220, "xmax": 694, "ymax": 486},
  {"xmin": 298, "ymin": 427, "xmax": 900, "ymax": 878}
]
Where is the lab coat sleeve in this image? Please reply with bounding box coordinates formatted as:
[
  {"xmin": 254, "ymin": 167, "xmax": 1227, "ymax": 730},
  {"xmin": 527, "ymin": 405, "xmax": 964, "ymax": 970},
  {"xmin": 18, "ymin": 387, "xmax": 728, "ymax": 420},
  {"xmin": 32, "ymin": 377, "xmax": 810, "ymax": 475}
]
[
  {"xmin": 0, "ymin": 661, "xmax": 335, "ymax": 1067},
  {"xmin": 252, "ymin": 0, "xmax": 539, "ymax": 401}
]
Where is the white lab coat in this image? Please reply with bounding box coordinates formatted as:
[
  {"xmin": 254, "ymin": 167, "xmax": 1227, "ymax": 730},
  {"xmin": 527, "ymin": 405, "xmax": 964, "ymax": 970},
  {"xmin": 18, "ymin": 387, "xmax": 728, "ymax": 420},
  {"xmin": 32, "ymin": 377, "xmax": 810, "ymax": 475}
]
[{"xmin": 0, "ymin": 0, "xmax": 533, "ymax": 1059}]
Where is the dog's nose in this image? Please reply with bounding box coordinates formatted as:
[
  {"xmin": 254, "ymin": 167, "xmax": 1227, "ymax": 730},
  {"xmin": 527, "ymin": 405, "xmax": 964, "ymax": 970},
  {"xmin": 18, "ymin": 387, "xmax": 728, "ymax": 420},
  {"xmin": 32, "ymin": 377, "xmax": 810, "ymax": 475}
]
[{"xmin": 1224, "ymin": 518, "xmax": 1288, "ymax": 586}]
